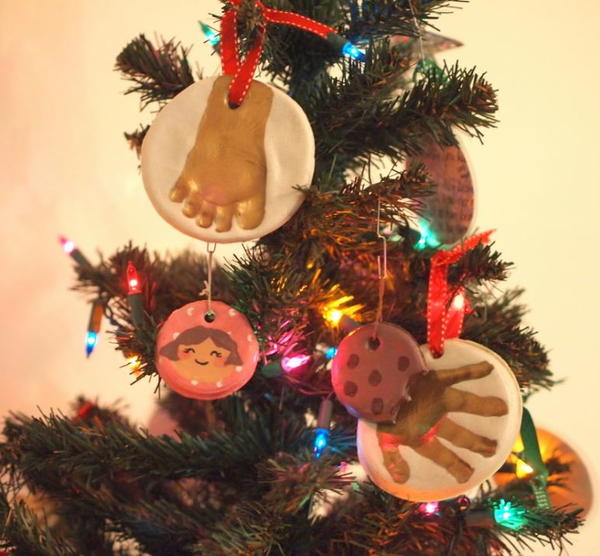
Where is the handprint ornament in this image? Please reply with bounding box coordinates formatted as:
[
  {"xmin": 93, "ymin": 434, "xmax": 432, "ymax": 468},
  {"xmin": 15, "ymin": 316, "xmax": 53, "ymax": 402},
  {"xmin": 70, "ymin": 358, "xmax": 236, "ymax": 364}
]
[
  {"xmin": 141, "ymin": 76, "xmax": 315, "ymax": 243},
  {"xmin": 357, "ymin": 339, "xmax": 522, "ymax": 502}
]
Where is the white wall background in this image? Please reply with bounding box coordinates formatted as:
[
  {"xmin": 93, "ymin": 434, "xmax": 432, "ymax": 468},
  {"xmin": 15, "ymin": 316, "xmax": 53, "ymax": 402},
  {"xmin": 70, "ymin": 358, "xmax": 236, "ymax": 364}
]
[{"xmin": 0, "ymin": 1, "xmax": 598, "ymax": 553}]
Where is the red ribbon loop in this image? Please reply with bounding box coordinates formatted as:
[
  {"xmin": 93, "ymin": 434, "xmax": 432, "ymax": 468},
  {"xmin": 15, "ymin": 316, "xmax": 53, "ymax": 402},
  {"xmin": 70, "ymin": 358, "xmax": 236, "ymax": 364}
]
[
  {"xmin": 426, "ymin": 231, "xmax": 494, "ymax": 357},
  {"xmin": 220, "ymin": 0, "xmax": 339, "ymax": 106}
]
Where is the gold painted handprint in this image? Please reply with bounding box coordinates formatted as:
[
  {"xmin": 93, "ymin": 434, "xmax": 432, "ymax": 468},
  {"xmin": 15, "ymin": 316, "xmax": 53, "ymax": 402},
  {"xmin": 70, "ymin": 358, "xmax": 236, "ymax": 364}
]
[
  {"xmin": 169, "ymin": 75, "xmax": 273, "ymax": 232},
  {"xmin": 376, "ymin": 361, "xmax": 508, "ymax": 484}
]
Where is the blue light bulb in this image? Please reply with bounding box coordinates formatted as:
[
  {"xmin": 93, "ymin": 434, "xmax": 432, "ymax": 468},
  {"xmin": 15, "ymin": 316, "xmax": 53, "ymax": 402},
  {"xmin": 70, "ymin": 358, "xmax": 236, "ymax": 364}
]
[
  {"xmin": 85, "ymin": 331, "xmax": 98, "ymax": 357},
  {"xmin": 325, "ymin": 346, "xmax": 338, "ymax": 359},
  {"xmin": 414, "ymin": 218, "xmax": 442, "ymax": 251},
  {"xmin": 342, "ymin": 42, "xmax": 366, "ymax": 61},
  {"xmin": 200, "ymin": 21, "xmax": 220, "ymax": 46},
  {"xmin": 313, "ymin": 428, "xmax": 330, "ymax": 459}
]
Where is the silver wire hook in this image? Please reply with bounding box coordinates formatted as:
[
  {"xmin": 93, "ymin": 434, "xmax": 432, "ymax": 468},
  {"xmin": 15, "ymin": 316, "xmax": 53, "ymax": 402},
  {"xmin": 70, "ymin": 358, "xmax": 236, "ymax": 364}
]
[
  {"xmin": 205, "ymin": 242, "xmax": 217, "ymax": 314},
  {"xmin": 408, "ymin": 0, "xmax": 427, "ymax": 64},
  {"xmin": 374, "ymin": 198, "xmax": 388, "ymax": 331}
]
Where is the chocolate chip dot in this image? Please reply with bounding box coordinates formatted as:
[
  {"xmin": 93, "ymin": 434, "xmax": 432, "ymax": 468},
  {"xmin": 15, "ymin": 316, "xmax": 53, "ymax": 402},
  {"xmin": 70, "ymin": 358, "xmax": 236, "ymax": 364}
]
[
  {"xmin": 347, "ymin": 354, "xmax": 360, "ymax": 369},
  {"xmin": 344, "ymin": 381, "xmax": 358, "ymax": 397},
  {"xmin": 398, "ymin": 356, "xmax": 410, "ymax": 371},
  {"xmin": 368, "ymin": 369, "xmax": 382, "ymax": 386},
  {"xmin": 371, "ymin": 398, "xmax": 384, "ymax": 415}
]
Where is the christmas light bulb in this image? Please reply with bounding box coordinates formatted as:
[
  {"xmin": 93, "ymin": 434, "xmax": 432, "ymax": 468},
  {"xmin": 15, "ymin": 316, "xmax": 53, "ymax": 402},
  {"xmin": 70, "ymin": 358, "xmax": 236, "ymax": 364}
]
[
  {"xmin": 127, "ymin": 262, "xmax": 142, "ymax": 294},
  {"xmin": 420, "ymin": 501, "xmax": 440, "ymax": 515},
  {"xmin": 59, "ymin": 235, "xmax": 75, "ymax": 254},
  {"xmin": 126, "ymin": 355, "xmax": 141, "ymax": 370},
  {"xmin": 414, "ymin": 218, "xmax": 441, "ymax": 251},
  {"xmin": 281, "ymin": 354, "xmax": 311, "ymax": 372},
  {"xmin": 325, "ymin": 346, "xmax": 338, "ymax": 359},
  {"xmin": 452, "ymin": 292, "xmax": 465, "ymax": 310},
  {"xmin": 493, "ymin": 500, "xmax": 527, "ymax": 530},
  {"xmin": 58, "ymin": 235, "xmax": 91, "ymax": 267},
  {"xmin": 199, "ymin": 21, "xmax": 220, "ymax": 46},
  {"xmin": 324, "ymin": 308, "xmax": 343, "ymax": 326},
  {"xmin": 313, "ymin": 428, "xmax": 330, "ymax": 459},
  {"xmin": 342, "ymin": 42, "xmax": 366, "ymax": 61},
  {"xmin": 515, "ymin": 459, "xmax": 534, "ymax": 478},
  {"xmin": 85, "ymin": 331, "xmax": 98, "ymax": 356}
]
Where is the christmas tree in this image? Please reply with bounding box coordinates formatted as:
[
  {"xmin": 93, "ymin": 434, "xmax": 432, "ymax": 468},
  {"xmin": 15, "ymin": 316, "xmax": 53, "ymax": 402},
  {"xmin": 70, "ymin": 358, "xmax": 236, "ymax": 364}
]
[{"xmin": 0, "ymin": 1, "xmax": 584, "ymax": 554}]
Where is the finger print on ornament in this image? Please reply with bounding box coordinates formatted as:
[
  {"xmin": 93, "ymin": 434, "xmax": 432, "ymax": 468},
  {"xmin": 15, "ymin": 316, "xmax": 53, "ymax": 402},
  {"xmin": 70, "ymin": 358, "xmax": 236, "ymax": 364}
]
[{"xmin": 357, "ymin": 339, "xmax": 522, "ymax": 502}]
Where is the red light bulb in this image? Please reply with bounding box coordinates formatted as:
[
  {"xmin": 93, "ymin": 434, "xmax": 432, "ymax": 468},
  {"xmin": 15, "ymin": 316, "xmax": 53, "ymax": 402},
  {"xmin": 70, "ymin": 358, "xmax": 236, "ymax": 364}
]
[{"xmin": 127, "ymin": 262, "xmax": 142, "ymax": 294}]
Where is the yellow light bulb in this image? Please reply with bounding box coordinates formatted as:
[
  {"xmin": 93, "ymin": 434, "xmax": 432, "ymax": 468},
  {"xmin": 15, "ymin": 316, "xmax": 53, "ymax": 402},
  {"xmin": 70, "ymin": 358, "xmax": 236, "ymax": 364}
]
[
  {"xmin": 324, "ymin": 308, "xmax": 343, "ymax": 326},
  {"xmin": 515, "ymin": 460, "xmax": 534, "ymax": 478},
  {"xmin": 126, "ymin": 356, "xmax": 142, "ymax": 375}
]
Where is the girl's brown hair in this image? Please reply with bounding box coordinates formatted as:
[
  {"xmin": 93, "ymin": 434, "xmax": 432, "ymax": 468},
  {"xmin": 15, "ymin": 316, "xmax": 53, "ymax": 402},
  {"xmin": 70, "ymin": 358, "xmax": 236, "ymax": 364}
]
[{"xmin": 159, "ymin": 326, "xmax": 243, "ymax": 365}]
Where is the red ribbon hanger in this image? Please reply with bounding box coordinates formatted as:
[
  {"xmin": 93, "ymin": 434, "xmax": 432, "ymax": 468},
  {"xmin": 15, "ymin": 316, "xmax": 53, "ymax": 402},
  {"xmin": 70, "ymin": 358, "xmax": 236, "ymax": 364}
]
[
  {"xmin": 220, "ymin": 0, "xmax": 343, "ymax": 106},
  {"xmin": 426, "ymin": 230, "xmax": 494, "ymax": 357}
]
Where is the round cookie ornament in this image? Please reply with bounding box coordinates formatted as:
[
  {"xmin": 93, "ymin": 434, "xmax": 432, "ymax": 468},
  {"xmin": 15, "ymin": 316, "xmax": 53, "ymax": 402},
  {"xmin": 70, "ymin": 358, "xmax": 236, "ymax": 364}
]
[
  {"xmin": 408, "ymin": 135, "xmax": 475, "ymax": 246},
  {"xmin": 331, "ymin": 323, "xmax": 427, "ymax": 423},
  {"xmin": 156, "ymin": 300, "xmax": 259, "ymax": 400},
  {"xmin": 141, "ymin": 75, "xmax": 315, "ymax": 244},
  {"xmin": 357, "ymin": 339, "xmax": 522, "ymax": 502}
]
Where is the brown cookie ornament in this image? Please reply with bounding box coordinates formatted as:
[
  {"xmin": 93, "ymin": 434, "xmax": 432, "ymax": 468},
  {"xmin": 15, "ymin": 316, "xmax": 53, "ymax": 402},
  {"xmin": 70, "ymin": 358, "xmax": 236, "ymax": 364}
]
[
  {"xmin": 331, "ymin": 323, "xmax": 427, "ymax": 423},
  {"xmin": 357, "ymin": 339, "xmax": 522, "ymax": 502},
  {"xmin": 408, "ymin": 136, "xmax": 475, "ymax": 245},
  {"xmin": 141, "ymin": 76, "xmax": 315, "ymax": 243}
]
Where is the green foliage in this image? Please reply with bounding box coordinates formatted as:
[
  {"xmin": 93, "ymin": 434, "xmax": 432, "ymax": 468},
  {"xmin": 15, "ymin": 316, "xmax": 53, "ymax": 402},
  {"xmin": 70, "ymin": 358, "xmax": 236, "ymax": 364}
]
[
  {"xmin": 116, "ymin": 34, "xmax": 196, "ymax": 109},
  {"xmin": 0, "ymin": 0, "xmax": 581, "ymax": 554}
]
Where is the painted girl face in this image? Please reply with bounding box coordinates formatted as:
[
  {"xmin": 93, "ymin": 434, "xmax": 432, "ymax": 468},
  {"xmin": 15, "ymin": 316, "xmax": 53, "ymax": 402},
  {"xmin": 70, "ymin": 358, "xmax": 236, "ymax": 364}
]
[
  {"xmin": 156, "ymin": 300, "xmax": 259, "ymax": 400},
  {"xmin": 173, "ymin": 337, "xmax": 234, "ymax": 383}
]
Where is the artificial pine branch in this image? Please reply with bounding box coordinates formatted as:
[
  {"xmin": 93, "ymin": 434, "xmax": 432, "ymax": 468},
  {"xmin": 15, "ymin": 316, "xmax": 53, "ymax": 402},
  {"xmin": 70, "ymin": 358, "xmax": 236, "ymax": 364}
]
[
  {"xmin": 342, "ymin": 0, "xmax": 459, "ymax": 41},
  {"xmin": 464, "ymin": 289, "xmax": 556, "ymax": 394},
  {"xmin": 304, "ymin": 46, "xmax": 498, "ymax": 178},
  {"xmin": 115, "ymin": 34, "xmax": 196, "ymax": 110},
  {"xmin": 124, "ymin": 125, "xmax": 149, "ymax": 157}
]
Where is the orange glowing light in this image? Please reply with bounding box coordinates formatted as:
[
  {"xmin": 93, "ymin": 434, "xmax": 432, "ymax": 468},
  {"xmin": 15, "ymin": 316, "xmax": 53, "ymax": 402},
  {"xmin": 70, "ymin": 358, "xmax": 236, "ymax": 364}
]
[
  {"xmin": 126, "ymin": 356, "xmax": 142, "ymax": 375},
  {"xmin": 322, "ymin": 292, "xmax": 363, "ymax": 327},
  {"xmin": 515, "ymin": 460, "xmax": 534, "ymax": 478}
]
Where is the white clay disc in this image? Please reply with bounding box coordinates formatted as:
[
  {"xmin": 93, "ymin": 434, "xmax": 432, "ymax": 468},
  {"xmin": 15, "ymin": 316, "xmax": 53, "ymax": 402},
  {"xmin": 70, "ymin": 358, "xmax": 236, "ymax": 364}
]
[
  {"xmin": 141, "ymin": 77, "xmax": 315, "ymax": 243},
  {"xmin": 357, "ymin": 339, "xmax": 522, "ymax": 502}
]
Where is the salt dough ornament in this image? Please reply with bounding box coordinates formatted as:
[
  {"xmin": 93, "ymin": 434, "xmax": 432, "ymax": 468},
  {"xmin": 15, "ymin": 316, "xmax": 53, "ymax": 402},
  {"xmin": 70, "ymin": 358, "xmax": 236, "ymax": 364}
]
[
  {"xmin": 331, "ymin": 323, "xmax": 426, "ymax": 423},
  {"xmin": 408, "ymin": 136, "xmax": 475, "ymax": 245},
  {"xmin": 141, "ymin": 75, "xmax": 315, "ymax": 243},
  {"xmin": 155, "ymin": 300, "xmax": 259, "ymax": 400},
  {"xmin": 357, "ymin": 339, "xmax": 522, "ymax": 502}
]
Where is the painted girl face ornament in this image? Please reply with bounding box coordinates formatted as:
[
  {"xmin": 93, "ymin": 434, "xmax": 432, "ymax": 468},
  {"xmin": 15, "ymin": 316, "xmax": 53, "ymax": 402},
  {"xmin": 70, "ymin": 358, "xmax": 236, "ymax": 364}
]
[{"xmin": 156, "ymin": 300, "xmax": 259, "ymax": 400}]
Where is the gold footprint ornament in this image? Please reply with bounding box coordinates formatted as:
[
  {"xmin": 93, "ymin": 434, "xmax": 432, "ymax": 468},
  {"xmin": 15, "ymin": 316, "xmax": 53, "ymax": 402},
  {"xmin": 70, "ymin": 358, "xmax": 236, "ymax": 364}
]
[{"xmin": 169, "ymin": 75, "xmax": 273, "ymax": 233}]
